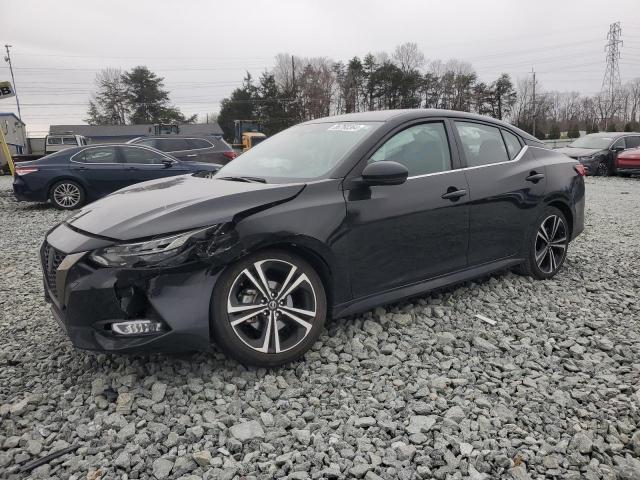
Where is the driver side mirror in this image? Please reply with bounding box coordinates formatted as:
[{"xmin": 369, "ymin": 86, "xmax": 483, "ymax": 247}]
[
  {"xmin": 361, "ymin": 161, "xmax": 408, "ymax": 186},
  {"xmin": 612, "ymin": 146, "xmax": 625, "ymax": 153},
  {"xmin": 162, "ymin": 159, "xmax": 175, "ymax": 168}
]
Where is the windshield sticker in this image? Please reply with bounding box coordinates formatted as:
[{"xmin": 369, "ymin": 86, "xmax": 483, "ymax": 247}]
[{"xmin": 328, "ymin": 124, "xmax": 371, "ymax": 132}]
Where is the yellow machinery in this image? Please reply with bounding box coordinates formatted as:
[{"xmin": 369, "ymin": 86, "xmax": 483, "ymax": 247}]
[{"xmin": 233, "ymin": 120, "xmax": 266, "ymax": 152}]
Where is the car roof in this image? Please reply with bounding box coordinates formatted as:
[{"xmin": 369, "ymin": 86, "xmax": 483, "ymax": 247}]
[
  {"xmin": 132, "ymin": 135, "xmax": 220, "ymax": 139},
  {"xmin": 304, "ymin": 109, "xmax": 540, "ymax": 143},
  {"xmin": 586, "ymin": 132, "xmax": 637, "ymax": 137}
]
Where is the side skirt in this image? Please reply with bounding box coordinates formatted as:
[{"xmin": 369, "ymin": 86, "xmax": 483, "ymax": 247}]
[{"xmin": 332, "ymin": 258, "xmax": 523, "ymax": 319}]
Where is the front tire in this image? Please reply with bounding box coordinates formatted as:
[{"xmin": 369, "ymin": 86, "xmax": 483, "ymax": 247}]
[
  {"xmin": 596, "ymin": 161, "xmax": 609, "ymax": 177},
  {"xmin": 50, "ymin": 180, "xmax": 85, "ymax": 209},
  {"xmin": 211, "ymin": 250, "xmax": 327, "ymax": 367},
  {"xmin": 518, "ymin": 207, "xmax": 569, "ymax": 280}
]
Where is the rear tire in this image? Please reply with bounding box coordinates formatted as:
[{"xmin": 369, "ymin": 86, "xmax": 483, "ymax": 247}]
[
  {"xmin": 211, "ymin": 250, "xmax": 327, "ymax": 367},
  {"xmin": 517, "ymin": 206, "xmax": 569, "ymax": 280},
  {"xmin": 49, "ymin": 180, "xmax": 85, "ymax": 210}
]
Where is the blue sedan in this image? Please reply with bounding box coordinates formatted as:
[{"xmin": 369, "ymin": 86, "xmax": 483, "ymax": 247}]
[{"xmin": 13, "ymin": 144, "xmax": 221, "ymax": 209}]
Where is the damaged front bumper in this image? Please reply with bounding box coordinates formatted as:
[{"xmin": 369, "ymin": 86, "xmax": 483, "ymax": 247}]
[{"xmin": 41, "ymin": 223, "xmax": 223, "ymax": 353}]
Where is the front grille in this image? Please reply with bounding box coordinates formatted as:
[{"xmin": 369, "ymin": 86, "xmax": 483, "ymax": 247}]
[{"xmin": 42, "ymin": 243, "xmax": 66, "ymax": 299}]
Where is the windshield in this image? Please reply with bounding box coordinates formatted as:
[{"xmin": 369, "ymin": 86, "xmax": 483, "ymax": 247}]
[
  {"xmin": 217, "ymin": 122, "xmax": 380, "ymax": 181},
  {"xmin": 569, "ymin": 136, "xmax": 613, "ymax": 149}
]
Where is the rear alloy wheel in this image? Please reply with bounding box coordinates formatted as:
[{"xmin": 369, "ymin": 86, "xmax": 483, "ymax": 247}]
[
  {"xmin": 211, "ymin": 250, "xmax": 326, "ymax": 366},
  {"xmin": 596, "ymin": 161, "xmax": 609, "ymax": 177},
  {"xmin": 517, "ymin": 207, "xmax": 569, "ymax": 280},
  {"xmin": 50, "ymin": 180, "xmax": 85, "ymax": 209}
]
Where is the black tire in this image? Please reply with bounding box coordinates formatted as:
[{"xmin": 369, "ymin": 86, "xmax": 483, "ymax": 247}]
[
  {"xmin": 211, "ymin": 249, "xmax": 327, "ymax": 367},
  {"xmin": 618, "ymin": 172, "xmax": 631, "ymax": 177},
  {"xmin": 49, "ymin": 180, "xmax": 85, "ymax": 210},
  {"xmin": 596, "ymin": 161, "xmax": 609, "ymax": 177},
  {"xmin": 516, "ymin": 206, "xmax": 569, "ymax": 280}
]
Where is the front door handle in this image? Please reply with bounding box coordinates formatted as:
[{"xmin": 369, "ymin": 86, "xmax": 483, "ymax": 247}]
[
  {"xmin": 186, "ymin": 154, "xmax": 198, "ymax": 157},
  {"xmin": 526, "ymin": 172, "xmax": 545, "ymax": 183},
  {"xmin": 441, "ymin": 188, "xmax": 467, "ymax": 201}
]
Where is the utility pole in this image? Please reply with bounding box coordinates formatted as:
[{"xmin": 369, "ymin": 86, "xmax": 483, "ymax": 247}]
[
  {"xmin": 601, "ymin": 22, "xmax": 623, "ymax": 129},
  {"xmin": 531, "ymin": 68, "xmax": 536, "ymax": 137},
  {"xmin": 3, "ymin": 45, "xmax": 23, "ymax": 126}
]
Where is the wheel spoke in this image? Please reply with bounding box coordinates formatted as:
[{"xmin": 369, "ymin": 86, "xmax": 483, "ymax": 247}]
[
  {"xmin": 550, "ymin": 216, "xmax": 560, "ymax": 238},
  {"xmin": 256, "ymin": 311, "xmax": 273, "ymax": 353},
  {"xmin": 279, "ymin": 273, "xmax": 310, "ymax": 301},
  {"xmin": 550, "ymin": 236, "xmax": 567, "ymax": 245},
  {"xmin": 254, "ymin": 261, "xmax": 273, "ymax": 298},
  {"xmin": 230, "ymin": 308, "xmax": 268, "ymax": 327},
  {"xmin": 228, "ymin": 302, "xmax": 265, "ymax": 314},
  {"xmin": 539, "ymin": 224, "xmax": 550, "ymax": 243},
  {"xmin": 277, "ymin": 264, "xmax": 298, "ymax": 298},
  {"xmin": 549, "ymin": 243, "xmax": 566, "ymax": 251},
  {"xmin": 241, "ymin": 268, "xmax": 268, "ymax": 298},
  {"xmin": 535, "ymin": 248, "xmax": 547, "ymax": 266},
  {"xmin": 273, "ymin": 314, "xmax": 282, "ymax": 353},
  {"xmin": 280, "ymin": 309, "xmax": 312, "ymax": 333},
  {"xmin": 549, "ymin": 249, "xmax": 556, "ymax": 271},
  {"xmin": 280, "ymin": 305, "xmax": 316, "ymax": 317}
]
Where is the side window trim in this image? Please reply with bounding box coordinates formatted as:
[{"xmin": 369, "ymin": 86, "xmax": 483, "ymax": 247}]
[
  {"xmin": 500, "ymin": 128, "xmax": 523, "ymax": 160},
  {"xmin": 70, "ymin": 146, "xmax": 120, "ymax": 164},
  {"xmin": 451, "ymin": 119, "xmax": 526, "ymax": 169}
]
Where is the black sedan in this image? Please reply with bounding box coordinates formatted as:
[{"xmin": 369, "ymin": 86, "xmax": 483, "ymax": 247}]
[
  {"xmin": 127, "ymin": 135, "xmax": 238, "ymax": 165},
  {"xmin": 555, "ymin": 132, "xmax": 640, "ymax": 176},
  {"xmin": 41, "ymin": 110, "xmax": 585, "ymax": 366},
  {"xmin": 13, "ymin": 144, "xmax": 221, "ymax": 209}
]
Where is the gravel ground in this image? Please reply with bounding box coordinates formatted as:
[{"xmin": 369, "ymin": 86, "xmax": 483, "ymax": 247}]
[{"xmin": 1, "ymin": 174, "xmax": 639, "ymax": 480}]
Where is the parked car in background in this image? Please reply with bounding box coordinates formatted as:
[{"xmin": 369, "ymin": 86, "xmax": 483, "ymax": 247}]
[
  {"xmin": 45, "ymin": 134, "xmax": 88, "ymax": 154},
  {"xmin": 616, "ymin": 147, "xmax": 640, "ymax": 176},
  {"xmin": 13, "ymin": 144, "xmax": 220, "ymax": 209},
  {"xmin": 128, "ymin": 135, "xmax": 237, "ymax": 165},
  {"xmin": 555, "ymin": 132, "xmax": 640, "ymax": 176},
  {"xmin": 40, "ymin": 109, "xmax": 585, "ymax": 366}
]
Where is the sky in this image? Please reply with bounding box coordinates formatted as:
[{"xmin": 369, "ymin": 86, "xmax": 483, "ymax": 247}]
[{"xmin": 1, "ymin": 0, "xmax": 640, "ymax": 135}]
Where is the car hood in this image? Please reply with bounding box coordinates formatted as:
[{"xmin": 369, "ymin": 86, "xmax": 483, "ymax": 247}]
[
  {"xmin": 555, "ymin": 147, "xmax": 602, "ymax": 158},
  {"xmin": 66, "ymin": 174, "xmax": 305, "ymax": 241}
]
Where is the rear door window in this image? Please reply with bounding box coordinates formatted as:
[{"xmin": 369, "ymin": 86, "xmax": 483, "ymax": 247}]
[
  {"xmin": 154, "ymin": 139, "xmax": 191, "ymax": 152},
  {"xmin": 47, "ymin": 137, "xmax": 62, "ymax": 145},
  {"xmin": 454, "ymin": 121, "xmax": 510, "ymax": 167},
  {"xmin": 63, "ymin": 137, "xmax": 78, "ymax": 145},
  {"xmin": 120, "ymin": 146, "xmax": 167, "ymax": 164},
  {"xmin": 136, "ymin": 139, "xmax": 156, "ymax": 148},
  {"xmin": 501, "ymin": 130, "xmax": 523, "ymax": 160}
]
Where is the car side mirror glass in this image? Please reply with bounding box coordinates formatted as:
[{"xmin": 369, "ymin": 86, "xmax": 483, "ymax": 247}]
[
  {"xmin": 361, "ymin": 161, "xmax": 408, "ymax": 186},
  {"xmin": 612, "ymin": 146, "xmax": 625, "ymax": 152}
]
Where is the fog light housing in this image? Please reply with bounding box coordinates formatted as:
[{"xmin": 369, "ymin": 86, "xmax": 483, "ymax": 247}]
[{"xmin": 111, "ymin": 320, "xmax": 163, "ymax": 335}]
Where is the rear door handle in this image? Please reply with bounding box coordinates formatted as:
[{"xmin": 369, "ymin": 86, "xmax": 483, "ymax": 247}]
[
  {"xmin": 441, "ymin": 188, "xmax": 467, "ymax": 201},
  {"xmin": 526, "ymin": 172, "xmax": 545, "ymax": 182},
  {"xmin": 71, "ymin": 166, "xmax": 87, "ymax": 170}
]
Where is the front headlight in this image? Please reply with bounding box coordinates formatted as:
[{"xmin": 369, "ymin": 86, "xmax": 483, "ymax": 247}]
[
  {"xmin": 577, "ymin": 154, "xmax": 596, "ymax": 162},
  {"xmin": 90, "ymin": 225, "xmax": 228, "ymax": 268}
]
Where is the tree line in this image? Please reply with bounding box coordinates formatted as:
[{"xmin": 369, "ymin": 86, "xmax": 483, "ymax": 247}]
[
  {"xmin": 86, "ymin": 66, "xmax": 196, "ymax": 125},
  {"xmin": 218, "ymin": 42, "xmax": 640, "ymax": 141},
  {"xmin": 85, "ymin": 43, "xmax": 640, "ymax": 140}
]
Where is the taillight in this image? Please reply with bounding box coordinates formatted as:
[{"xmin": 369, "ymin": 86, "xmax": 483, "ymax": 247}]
[
  {"xmin": 574, "ymin": 164, "xmax": 586, "ymax": 176},
  {"xmin": 223, "ymin": 151, "xmax": 238, "ymax": 160},
  {"xmin": 15, "ymin": 167, "xmax": 39, "ymax": 176}
]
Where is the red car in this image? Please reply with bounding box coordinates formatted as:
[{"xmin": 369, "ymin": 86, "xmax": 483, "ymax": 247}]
[{"xmin": 616, "ymin": 148, "xmax": 640, "ymax": 176}]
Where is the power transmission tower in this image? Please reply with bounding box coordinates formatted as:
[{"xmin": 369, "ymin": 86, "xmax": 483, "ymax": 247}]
[{"xmin": 601, "ymin": 22, "xmax": 623, "ymax": 128}]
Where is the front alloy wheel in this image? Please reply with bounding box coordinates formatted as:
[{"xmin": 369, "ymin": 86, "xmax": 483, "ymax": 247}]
[{"xmin": 212, "ymin": 250, "xmax": 326, "ymax": 366}]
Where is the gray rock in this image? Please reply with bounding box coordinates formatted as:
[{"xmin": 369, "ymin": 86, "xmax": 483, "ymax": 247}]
[
  {"xmin": 151, "ymin": 382, "xmax": 167, "ymax": 402},
  {"xmin": 229, "ymin": 420, "xmax": 264, "ymax": 442},
  {"xmin": 153, "ymin": 458, "xmax": 174, "ymax": 479},
  {"xmin": 193, "ymin": 450, "xmax": 212, "ymax": 467}
]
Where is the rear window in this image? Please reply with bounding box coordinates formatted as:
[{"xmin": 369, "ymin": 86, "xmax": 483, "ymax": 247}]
[
  {"xmin": 76, "ymin": 147, "xmax": 117, "ymax": 163},
  {"xmin": 187, "ymin": 138, "xmax": 213, "ymax": 149}
]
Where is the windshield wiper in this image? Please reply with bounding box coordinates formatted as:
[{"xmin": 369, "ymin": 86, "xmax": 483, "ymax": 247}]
[{"xmin": 218, "ymin": 176, "xmax": 267, "ymax": 183}]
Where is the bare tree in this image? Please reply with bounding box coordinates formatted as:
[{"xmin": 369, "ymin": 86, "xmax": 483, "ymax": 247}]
[
  {"xmin": 392, "ymin": 42, "xmax": 426, "ymax": 73},
  {"xmin": 86, "ymin": 68, "xmax": 129, "ymax": 125}
]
